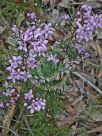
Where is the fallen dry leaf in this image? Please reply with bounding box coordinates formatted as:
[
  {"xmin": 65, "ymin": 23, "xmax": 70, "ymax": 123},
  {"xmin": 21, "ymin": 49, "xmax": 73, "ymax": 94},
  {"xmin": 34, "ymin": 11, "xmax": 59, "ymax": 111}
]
[
  {"xmin": 53, "ymin": 30, "xmax": 65, "ymax": 40},
  {"xmin": 58, "ymin": 0, "xmax": 70, "ymax": 9},
  {"xmin": 85, "ymin": 121, "xmax": 98, "ymax": 128},
  {"xmin": 39, "ymin": 12, "xmax": 47, "ymax": 22},
  {"xmin": 88, "ymin": 125, "xmax": 102, "ymax": 134},
  {"xmin": 56, "ymin": 116, "xmax": 76, "ymax": 128},
  {"xmin": 48, "ymin": 30, "xmax": 65, "ymax": 42},
  {"xmin": 64, "ymin": 103, "xmax": 76, "ymax": 115},
  {"xmin": 49, "ymin": 0, "xmax": 61, "ymax": 9}
]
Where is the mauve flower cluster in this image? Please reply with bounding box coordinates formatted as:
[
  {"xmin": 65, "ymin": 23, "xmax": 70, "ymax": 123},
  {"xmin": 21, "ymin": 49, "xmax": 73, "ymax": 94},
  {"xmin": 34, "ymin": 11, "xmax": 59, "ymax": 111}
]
[
  {"xmin": 24, "ymin": 90, "xmax": 46, "ymax": 113},
  {"xmin": 3, "ymin": 82, "xmax": 20, "ymax": 106},
  {"xmin": 7, "ymin": 56, "xmax": 31, "ymax": 83},
  {"xmin": 75, "ymin": 4, "xmax": 102, "ymax": 42},
  {"xmin": 8, "ymin": 13, "xmax": 54, "ymax": 84},
  {"xmin": 10, "ymin": 13, "xmax": 54, "ymax": 84},
  {"xmin": 12, "ymin": 22, "xmax": 54, "ymax": 56},
  {"xmin": 1, "ymin": 13, "xmax": 53, "ymax": 113},
  {"xmin": 27, "ymin": 54, "xmax": 37, "ymax": 69},
  {"xmin": 75, "ymin": 44, "xmax": 89, "ymax": 59}
]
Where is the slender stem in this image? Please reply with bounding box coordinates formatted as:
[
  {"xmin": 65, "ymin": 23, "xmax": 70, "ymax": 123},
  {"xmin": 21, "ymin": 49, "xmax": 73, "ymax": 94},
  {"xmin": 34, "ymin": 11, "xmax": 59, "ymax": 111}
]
[{"xmin": 72, "ymin": 71, "xmax": 102, "ymax": 95}]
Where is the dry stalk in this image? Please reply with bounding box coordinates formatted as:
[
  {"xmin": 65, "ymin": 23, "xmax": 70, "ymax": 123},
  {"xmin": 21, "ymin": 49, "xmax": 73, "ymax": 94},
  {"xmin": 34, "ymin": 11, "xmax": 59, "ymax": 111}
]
[
  {"xmin": 73, "ymin": 72, "xmax": 102, "ymax": 95},
  {"xmin": 2, "ymin": 105, "xmax": 16, "ymax": 136}
]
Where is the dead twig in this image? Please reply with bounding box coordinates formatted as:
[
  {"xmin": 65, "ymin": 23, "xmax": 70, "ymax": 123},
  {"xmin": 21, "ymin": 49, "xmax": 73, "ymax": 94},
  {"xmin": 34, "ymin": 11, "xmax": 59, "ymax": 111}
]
[
  {"xmin": 2, "ymin": 105, "xmax": 16, "ymax": 136},
  {"xmin": 72, "ymin": 72, "xmax": 102, "ymax": 95}
]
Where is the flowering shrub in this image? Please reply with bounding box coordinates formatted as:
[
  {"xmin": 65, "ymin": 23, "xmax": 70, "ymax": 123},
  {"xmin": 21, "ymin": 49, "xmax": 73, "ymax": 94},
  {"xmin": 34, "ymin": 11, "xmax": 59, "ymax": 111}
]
[
  {"xmin": 1, "ymin": 5, "xmax": 102, "ymax": 114},
  {"xmin": 1, "ymin": 12, "xmax": 54, "ymax": 112}
]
